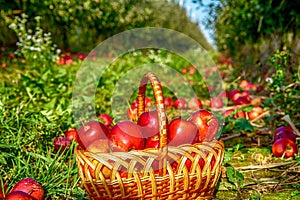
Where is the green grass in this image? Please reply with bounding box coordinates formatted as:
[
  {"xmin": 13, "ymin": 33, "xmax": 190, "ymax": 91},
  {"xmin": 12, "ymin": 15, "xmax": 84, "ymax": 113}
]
[{"xmin": 0, "ymin": 49, "xmax": 299, "ymax": 199}]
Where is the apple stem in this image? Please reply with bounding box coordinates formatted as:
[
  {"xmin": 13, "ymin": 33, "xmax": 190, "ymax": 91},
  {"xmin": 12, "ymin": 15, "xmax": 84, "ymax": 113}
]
[
  {"xmin": 282, "ymin": 115, "xmax": 300, "ymax": 137},
  {"xmin": 79, "ymin": 117, "xmax": 87, "ymax": 130}
]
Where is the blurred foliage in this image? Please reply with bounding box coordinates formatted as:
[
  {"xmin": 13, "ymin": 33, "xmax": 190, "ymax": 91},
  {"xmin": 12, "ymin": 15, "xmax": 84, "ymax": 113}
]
[
  {"xmin": 0, "ymin": 0, "xmax": 213, "ymax": 53},
  {"xmin": 194, "ymin": 0, "xmax": 300, "ymax": 75}
]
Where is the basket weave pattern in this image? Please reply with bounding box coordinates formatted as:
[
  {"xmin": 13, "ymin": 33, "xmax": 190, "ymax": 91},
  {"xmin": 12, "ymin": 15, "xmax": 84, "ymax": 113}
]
[{"xmin": 75, "ymin": 72, "xmax": 225, "ymax": 199}]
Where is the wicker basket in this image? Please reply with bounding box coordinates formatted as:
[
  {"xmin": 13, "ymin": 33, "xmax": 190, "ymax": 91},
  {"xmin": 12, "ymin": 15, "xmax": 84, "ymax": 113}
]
[{"xmin": 75, "ymin": 72, "xmax": 225, "ymax": 199}]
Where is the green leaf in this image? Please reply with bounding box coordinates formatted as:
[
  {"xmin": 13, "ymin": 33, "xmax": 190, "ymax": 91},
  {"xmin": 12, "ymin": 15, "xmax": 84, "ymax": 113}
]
[
  {"xmin": 226, "ymin": 165, "xmax": 244, "ymax": 189},
  {"xmin": 233, "ymin": 118, "xmax": 254, "ymax": 132}
]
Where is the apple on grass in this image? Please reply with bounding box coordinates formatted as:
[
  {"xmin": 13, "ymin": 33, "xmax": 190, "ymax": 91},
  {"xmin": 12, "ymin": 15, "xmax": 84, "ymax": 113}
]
[
  {"xmin": 222, "ymin": 108, "xmax": 245, "ymax": 119},
  {"xmin": 10, "ymin": 178, "xmax": 44, "ymax": 200},
  {"xmin": 272, "ymin": 138, "xmax": 298, "ymax": 158},
  {"xmin": 210, "ymin": 97, "xmax": 223, "ymax": 109},
  {"xmin": 188, "ymin": 97, "xmax": 203, "ymax": 110},
  {"xmin": 173, "ymin": 98, "xmax": 187, "ymax": 109},
  {"xmin": 168, "ymin": 118, "xmax": 198, "ymax": 146},
  {"xmin": 54, "ymin": 137, "xmax": 71, "ymax": 152},
  {"xmin": 188, "ymin": 109, "xmax": 219, "ymax": 142},
  {"xmin": 247, "ymin": 106, "xmax": 263, "ymax": 120},
  {"xmin": 108, "ymin": 121, "xmax": 145, "ymax": 152},
  {"xmin": 275, "ymin": 126, "xmax": 293, "ymax": 134},
  {"xmin": 163, "ymin": 97, "xmax": 173, "ymax": 109},
  {"xmin": 64, "ymin": 128, "xmax": 78, "ymax": 142},
  {"xmin": 4, "ymin": 191, "xmax": 34, "ymax": 200},
  {"xmin": 77, "ymin": 120, "xmax": 109, "ymax": 150}
]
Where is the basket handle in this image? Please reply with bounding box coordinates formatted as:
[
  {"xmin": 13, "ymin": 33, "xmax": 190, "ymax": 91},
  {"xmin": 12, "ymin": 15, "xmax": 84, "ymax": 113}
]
[{"xmin": 137, "ymin": 72, "xmax": 168, "ymax": 175}]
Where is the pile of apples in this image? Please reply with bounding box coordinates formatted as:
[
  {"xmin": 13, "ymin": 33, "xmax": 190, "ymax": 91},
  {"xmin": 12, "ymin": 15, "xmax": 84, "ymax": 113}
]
[
  {"xmin": 272, "ymin": 126, "xmax": 299, "ymax": 158},
  {"xmin": 57, "ymin": 97, "xmax": 219, "ymax": 156},
  {"xmin": 221, "ymin": 80, "xmax": 265, "ymax": 121},
  {"xmin": 1, "ymin": 178, "xmax": 43, "ymax": 200}
]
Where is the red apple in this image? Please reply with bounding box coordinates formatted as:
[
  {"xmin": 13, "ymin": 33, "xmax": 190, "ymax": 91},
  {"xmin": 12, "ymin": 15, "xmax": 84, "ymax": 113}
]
[
  {"xmin": 4, "ymin": 191, "xmax": 34, "ymax": 200},
  {"xmin": 108, "ymin": 121, "xmax": 145, "ymax": 152},
  {"xmin": 210, "ymin": 97, "xmax": 223, "ymax": 109},
  {"xmin": 223, "ymin": 108, "xmax": 245, "ymax": 119},
  {"xmin": 272, "ymin": 138, "xmax": 298, "ymax": 158},
  {"xmin": 64, "ymin": 128, "xmax": 78, "ymax": 142},
  {"xmin": 247, "ymin": 82, "xmax": 257, "ymax": 91},
  {"xmin": 173, "ymin": 98, "xmax": 187, "ymax": 109},
  {"xmin": 0, "ymin": 185, "xmax": 6, "ymax": 199},
  {"xmin": 247, "ymin": 106, "xmax": 263, "ymax": 120},
  {"xmin": 222, "ymin": 109, "xmax": 234, "ymax": 118},
  {"xmin": 275, "ymin": 126, "xmax": 294, "ymax": 134},
  {"xmin": 274, "ymin": 130, "xmax": 297, "ymax": 142},
  {"xmin": 168, "ymin": 118, "xmax": 198, "ymax": 146},
  {"xmin": 77, "ymin": 121, "xmax": 109, "ymax": 149},
  {"xmin": 54, "ymin": 137, "xmax": 71, "ymax": 152},
  {"xmin": 86, "ymin": 139, "xmax": 110, "ymax": 153},
  {"xmin": 137, "ymin": 110, "xmax": 159, "ymax": 139},
  {"xmin": 99, "ymin": 113, "xmax": 113, "ymax": 127},
  {"xmin": 11, "ymin": 178, "xmax": 44, "ymax": 200},
  {"xmin": 145, "ymin": 134, "xmax": 160, "ymax": 149},
  {"xmin": 188, "ymin": 110, "xmax": 219, "ymax": 142},
  {"xmin": 233, "ymin": 96, "xmax": 250, "ymax": 105},
  {"xmin": 229, "ymin": 90, "xmax": 240, "ymax": 101},
  {"xmin": 163, "ymin": 97, "xmax": 173, "ymax": 109},
  {"xmin": 239, "ymin": 80, "xmax": 249, "ymax": 89},
  {"xmin": 188, "ymin": 97, "xmax": 203, "ymax": 110}
]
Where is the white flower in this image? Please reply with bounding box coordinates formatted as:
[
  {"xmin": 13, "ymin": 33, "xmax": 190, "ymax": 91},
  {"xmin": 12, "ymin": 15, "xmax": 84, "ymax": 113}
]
[
  {"xmin": 265, "ymin": 77, "xmax": 273, "ymax": 84},
  {"xmin": 8, "ymin": 23, "xmax": 17, "ymax": 29}
]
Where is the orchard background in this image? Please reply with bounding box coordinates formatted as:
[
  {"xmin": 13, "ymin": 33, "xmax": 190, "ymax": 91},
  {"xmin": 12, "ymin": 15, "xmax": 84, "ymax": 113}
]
[{"xmin": 0, "ymin": 0, "xmax": 300, "ymax": 199}]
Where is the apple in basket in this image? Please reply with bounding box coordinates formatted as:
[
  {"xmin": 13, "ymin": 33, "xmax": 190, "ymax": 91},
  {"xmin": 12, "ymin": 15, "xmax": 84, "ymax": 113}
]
[
  {"xmin": 99, "ymin": 113, "xmax": 113, "ymax": 127},
  {"xmin": 137, "ymin": 110, "xmax": 160, "ymax": 139},
  {"xmin": 108, "ymin": 121, "xmax": 145, "ymax": 152},
  {"xmin": 168, "ymin": 118, "xmax": 198, "ymax": 146},
  {"xmin": 9, "ymin": 178, "xmax": 44, "ymax": 200},
  {"xmin": 86, "ymin": 139, "xmax": 110, "ymax": 153},
  {"xmin": 77, "ymin": 120, "xmax": 109, "ymax": 149},
  {"xmin": 188, "ymin": 109, "xmax": 219, "ymax": 142}
]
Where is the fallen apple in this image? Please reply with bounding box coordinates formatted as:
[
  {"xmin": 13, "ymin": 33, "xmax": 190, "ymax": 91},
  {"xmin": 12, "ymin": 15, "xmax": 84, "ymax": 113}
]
[
  {"xmin": 64, "ymin": 128, "xmax": 78, "ymax": 142},
  {"xmin": 163, "ymin": 97, "xmax": 173, "ymax": 109},
  {"xmin": 247, "ymin": 106, "xmax": 263, "ymax": 120},
  {"xmin": 272, "ymin": 138, "xmax": 298, "ymax": 158},
  {"xmin": 210, "ymin": 97, "xmax": 223, "ymax": 109},
  {"xmin": 4, "ymin": 191, "xmax": 34, "ymax": 200},
  {"xmin": 54, "ymin": 137, "xmax": 71, "ymax": 152},
  {"xmin": 274, "ymin": 130, "xmax": 297, "ymax": 142},
  {"xmin": 173, "ymin": 98, "xmax": 187, "ymax": 109},
  {"xmin": 188, "ymin": 97, "xmax": 203, "ymax": 110},
  {"xmin": 11, "ymin": 178, "xmax": 44, "ymax": 200}
]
